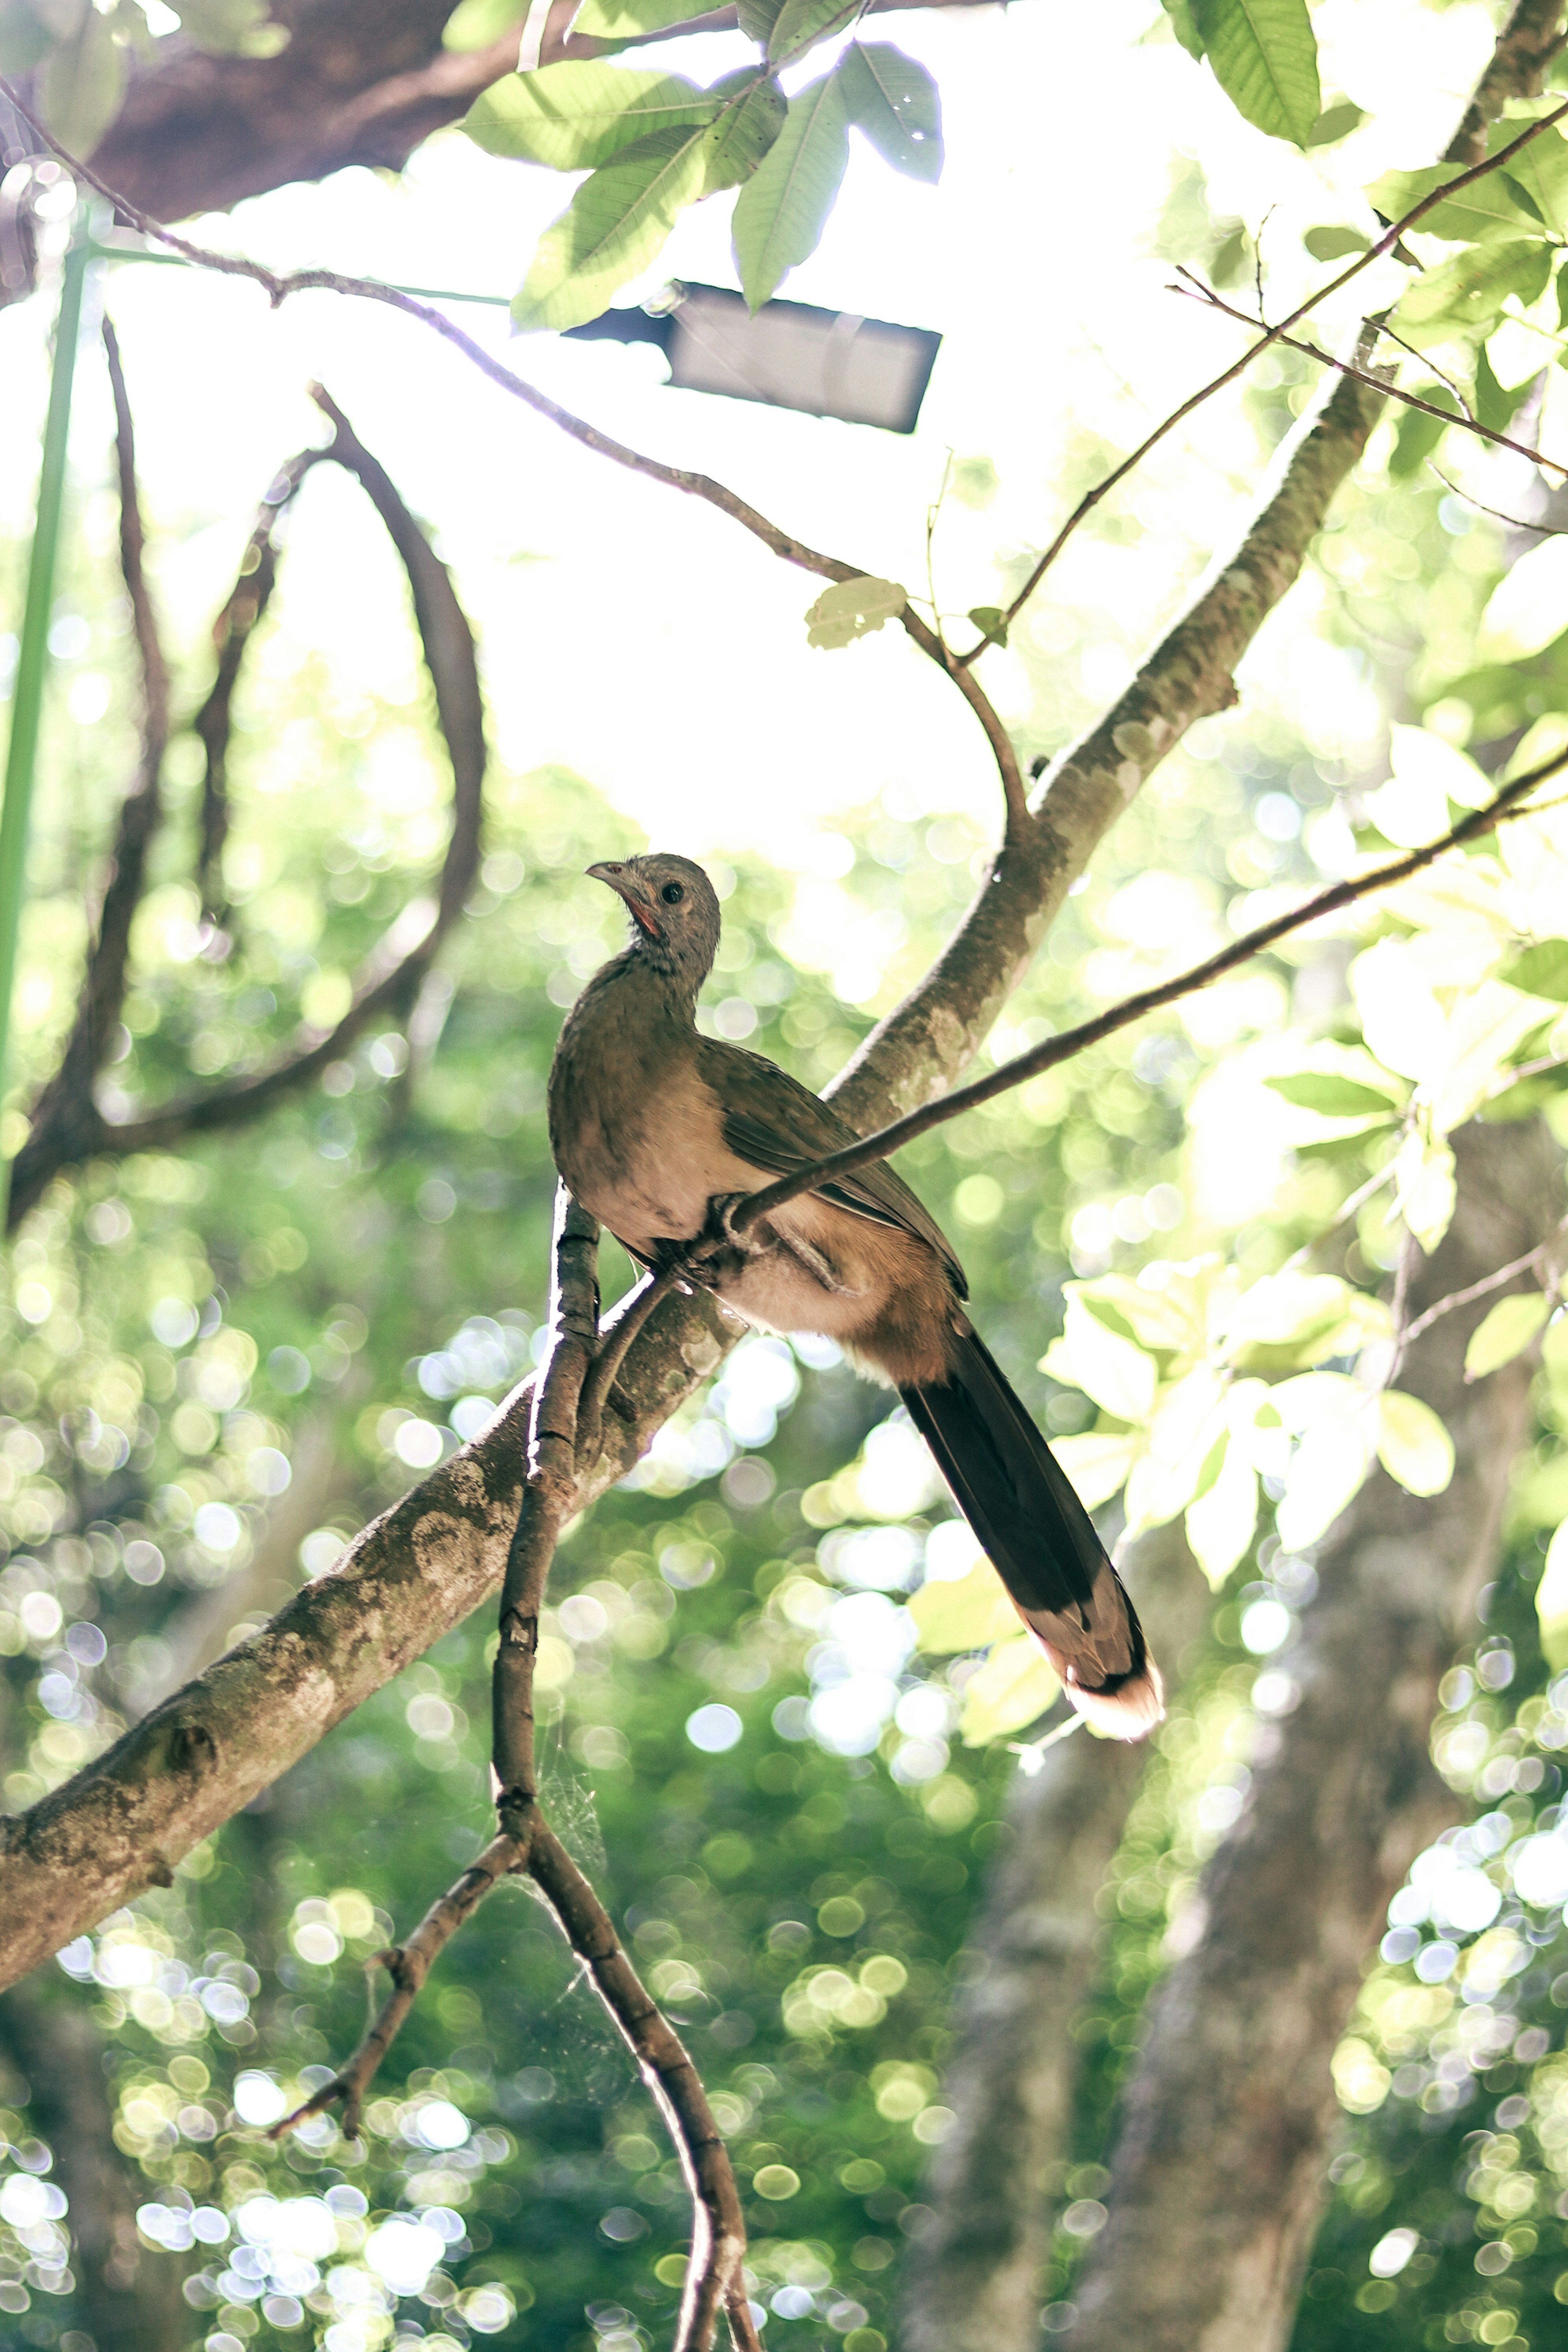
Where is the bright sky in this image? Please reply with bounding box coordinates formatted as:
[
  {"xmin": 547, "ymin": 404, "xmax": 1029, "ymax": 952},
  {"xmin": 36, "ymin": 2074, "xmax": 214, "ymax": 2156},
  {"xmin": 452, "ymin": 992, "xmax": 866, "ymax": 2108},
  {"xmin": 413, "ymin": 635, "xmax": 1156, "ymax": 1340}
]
[{"xmin": 0, "ymin": 0, "xmax": 1502, "ymax": 874}]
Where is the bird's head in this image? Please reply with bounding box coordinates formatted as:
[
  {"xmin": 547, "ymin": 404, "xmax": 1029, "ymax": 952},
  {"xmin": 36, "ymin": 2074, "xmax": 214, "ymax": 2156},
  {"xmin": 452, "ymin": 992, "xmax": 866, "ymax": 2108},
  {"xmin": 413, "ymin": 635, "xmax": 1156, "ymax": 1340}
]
[{"xmin": 586, "ymin": 853, "xmax": 722, "ymax": 991}]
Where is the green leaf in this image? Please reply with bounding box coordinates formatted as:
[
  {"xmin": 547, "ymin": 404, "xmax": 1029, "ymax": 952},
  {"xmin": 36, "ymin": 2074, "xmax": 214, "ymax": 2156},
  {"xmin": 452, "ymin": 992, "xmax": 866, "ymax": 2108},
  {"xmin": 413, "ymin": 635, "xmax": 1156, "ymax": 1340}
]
[
  {"xmin": 959, "ymin": 1633, "xmax": 1060, "ymax": 1746},
  {"xmin": 835, "ymin": 41, "xmax": 943, "ymax": 183},
  {"xmin": 1496, "ymin": 122, "xmax": 1568, "ymax": 236},
  {"xmin": 1051, "ymin": 1296, "xmax": 1158, "ymax": 1425},
  {"xmin": 1464, "ymin": 1291, "xmax": 1552, "ymax": 1381},
  {"xmin": 1052, "ymin": 1431, "xmax": 1140, "ymax": 1510},
  {"xmin": 512, "ymin": 124, "xmax": 710, "ymax": 333},
  {"xmin": 699, "ymin": 72, "xmax": 786, "ymax": 192},
  {"xmin": 1161, "ymin": 0, "xmax": 1205, "ymax": 62},
  {"xmin": 571, "ymin": 0, "xmax": 704, "ymax": 38},
  {"xmin": 767, "ymin": 0, "xmax": 860, "ymax": 68},
  {"xmin": 1388, "ymin": 384, "xmax": 1459, "ymax": 477},
  {"xmin": 40, "ymin": 2, "xmax": 126, "ymax": 156},
  {"xmin": 1503, "ymin": 938, "xmax": 1568, "ymax": 1001},
  {"xmin": 737, "ymin": 0, "xmax": 785, "ymax": 40},
  {"xmin": 1303, "ymin": 224, "xmax": 1370, "ymax": 263},
  {"xmin": 1391, "ymin": 239, "xmax": 1552, "ymax": 350},
  {"xmin": 908, "ymin": 1559, "xmax": 1018, "ymax": 1655},
  {"xmin": 732, "ymin": 67, "xmax": 850, "ymax": 307},
  {"xmin": 804, "ymin": 575, "xmax": 907, "ymax": 649},
  {"xmin": 1475, "ymin": 340, "xmax": 1534, "ymax": 435},
  {"xmin": 443, "ymin": 0, "xmax": 527, "ymax": 49},
  {"xmin": 1264, "ymin": 1073, "xmax": 1401, "ymax": 1118},
  {"xmin": 1366, "ymin": 163, "xmax": 1539, "ymax": 246},
  {"xmin": 1185, "ymin": 1439, "xmax": 1259, "ymax": 1589},
  {"xmin": 1306, "ymin": 98, "xmax": 1365, "ymax": 147},
  {"xmin": 175, "ymin": 0, "xmax": 288, "ymax": 56},
  {"xmin": 1537, "ymin": 1519, "xmax": 1568, "ymax": 1673},
  {"xmin": 1192, "ymin": 0, "xmax": 1320, "ymax": 148},
  {"xmin": 967, "ymin": 605, "xmax": 1007, "ymax": 648},
  {"xmin": 1375, "ymin": 1390, "xmax": 1455, "ymax": 1498},
  {"xmin": 464, "ymin": 63, "xmax": 722, "ymax": 171}
]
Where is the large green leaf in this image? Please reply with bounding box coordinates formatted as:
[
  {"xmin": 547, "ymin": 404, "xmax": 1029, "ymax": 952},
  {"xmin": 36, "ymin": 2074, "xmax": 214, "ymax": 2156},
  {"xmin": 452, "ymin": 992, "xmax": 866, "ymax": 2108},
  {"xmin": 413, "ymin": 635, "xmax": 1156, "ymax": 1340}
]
[
  {"xmin": 732, "ymin": 69, "xmax": 851, "ymax": 309},
  {"xmin": 908, "ymin": 1559, "xmax": 1018, "ymax": 1655},
  {"xmin": 40, "ymin": 2, "xmax": 125, "ymax": 157},
  {"xmin": 463, "ymin": 63, "xmax": 722, "ymax": 171},
  {"xmin": 699, "ymin": 71, "xmax": 786, "ymax": 192},
  {"xmin": 175, "ymin": 0, "xmax": 289, "ymax": 56},
  {"xmin": 767, "ymin": 0, "xmax": 861, "ymax": 68},
  {"xmin": 570, "ymin": 0, "xmax": 704, "ymax": 37},
  {"xmin": 1375, "ymin": 1390, "xmax": 1455, "ymax": 1498},
  {"xmin": 1263, "ymin": 1073, "xmax": 1401, "ymax": 1118},
  {"xmin": 512, "ymin": 124, "xmax": 710, "ymax": 332},
  {"xmin": 803, "ymin": 576, "xmax": 908, "ymax": 649},
  {"xmin": 1496, "ymin": 121, "xmax": 1568, "ymax": 235},
  {"xmin": 960, "ymin": 1633, "xmax": 1060, "ymax": 1746},
  {"xmin": 836, "ymin": 41, "xmax": 942, "ymax": 183},
  {"xmin": 1464, "ymin": 1291, "xmax": 1552, "ymax": 1382},
  {"xmin": 1366, "ymin": 163, "xmax": 1539, "ymax": 245},
  {"xmin": 1391, "ymin": 238, "xmax": 1552, "ymax": 348},
  {"xmin": 1193, "ymin": 0, "xmax": 1320, "ymax": 148}
]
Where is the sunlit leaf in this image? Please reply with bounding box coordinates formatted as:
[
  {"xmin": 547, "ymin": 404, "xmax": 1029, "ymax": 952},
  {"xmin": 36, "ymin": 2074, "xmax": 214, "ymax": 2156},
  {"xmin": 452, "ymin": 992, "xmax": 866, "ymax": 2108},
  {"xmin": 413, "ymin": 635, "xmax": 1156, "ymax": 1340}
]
[
  {"xmin": 463, "ymin": 64, "xmax": 722, "ymax": 171},
  {"xmin": 1054, "ymin": 1296, "xmax": 1158, "ymax": 1425},
  {"xmin": 836, "ymin": 41, "xmax": 943, "ymax": 183},
  {"xmin": 1375, "ymin": 1389, "xmax": 1455, "ymax": 1497},
  {"xmin": 1351, "ymin": 940, "xmax": 1446, "ymax": 1084},
  {"xmin": 1192, "ymin": 0, "xmax": 1320, "ymax": 148},
  {"xmin": 908, "ymin": 1558, "xmax": 1018, "ymax": 1655},
  {"xmin": 1420, "ymin": 982, "xmax": 1559, "ymax": 1137},
  {"xmin": 1052, "ymin": 1431, "xmax": 1140, "ymax": 1510},
  {"xmin": 1503, "ymin": 938, "xmax": 1568, "ymax": 1001},
  {"xmin": 1390, "ymin": 238, "xmax": 1552, "ymax": 349},
  {"xmin": 1365, "ymin": 162, "xmax": 1538, "ymax": 245},
  {"xmin": 1185, "ymin": 1437, "xmax": 1258, "ymax": 1588},
  {"xmin": 1267, "ymin": 1368, "xmax": 1364, "ymax": 1433},
  {"xmin": 767, "ymin": 0, "xmax": 861, "ymax": 66},
  {"xmin": 1162, "ymin": 0, "xmax": 1205, "ymax": 62},
  {"xmin": 1123, "ymin": 1365, "xmax": 1228, "ymax": 1535},
  {"xmin": 1464, "ymin": 1291, "xmax": 1552, "ymax": 1381},
  {"xmin": 700, "ymin": 71, "xmax": 787, "ymax": 191},
  {"xmin": 1495, "ymin": 121, "xmax": 1568, "ymax": 235},
  {"xmin": 1263, "ymin": 1073, "xmax": 1399, "ymax": 1118},
  {"xmin": 733, "ymin": 69, "xmax": 851, "ymax": 308},
  {"xmin": 803, "ymin": 576, "xmax": 907, "ymax": 649},
  {"xmin": 1389, "ymin": 721, "xmax": 1492, "ymax": 812},
  {"xmin": 175, "ymin": 0, "xmax": 289, "ymax": 57},
  {"xmin": 1223, "ymin": 1272, "xmax": 1392, "ymax": 1376},
  {"xmin": 444, "ymin": 0, "xmax": 528, "ymax": 49},
  {"xmin": 960, "ymin": 1633, "xmax": 1060, "ymax": 1746},
  {"xmin": 1538, "ymin": 1519, "xmax": 1568, "ymax": 1672},
  {"xmin": 571, "ymin": 0, "xmax": 704, "ymax": 38},
  {"xmin": 512, "ymin": 125, "xmax": 711, "ymax": 332},
  {"xmin": 1394, "ymin": 1130, "xmax": 1457, "ymax": 1254},
  {"xmin": 1481, "ymin": 535, "xmax": 1568, "ymax": 662},
  {"xmin": 1276, "ymin": 1414, "xmax": 1371, "ymax": 1549}
]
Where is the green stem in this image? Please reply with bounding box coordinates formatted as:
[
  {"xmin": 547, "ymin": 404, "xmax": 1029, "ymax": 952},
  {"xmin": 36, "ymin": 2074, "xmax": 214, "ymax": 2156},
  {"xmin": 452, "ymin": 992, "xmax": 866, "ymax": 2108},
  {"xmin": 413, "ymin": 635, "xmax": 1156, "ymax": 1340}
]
[{"xmin": 0, "ymin": 225, "xmax": 91, "ymax": 1232}]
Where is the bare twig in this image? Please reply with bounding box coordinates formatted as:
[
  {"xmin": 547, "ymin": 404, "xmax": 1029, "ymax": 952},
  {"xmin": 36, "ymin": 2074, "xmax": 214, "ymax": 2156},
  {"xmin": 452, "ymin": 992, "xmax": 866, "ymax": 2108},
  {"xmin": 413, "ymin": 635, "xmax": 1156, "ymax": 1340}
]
[
  {"xmin": 1398, "ymin": 1230, "xmax": 1564, "ymax": 1353},
  {"xmin": 8, "ymin": 384, "xmax": 486, "ymax": 1223},
  {"xmin": 1174, "ymin": 271, "xmax": 1568, "ymax": 478},
  {"xmin": 574, "ymin": 1263, "xmax": 686, "ymax": 1467},
  {"xmin": 9, "ymin": 317, "xmax": 170, "ymax": 1210},
  {"xmin": 951, "ymin": 93, "xmax": 1568, "ymax": 665},
  {"xmin": 268, "ymin": 1830, "xmax": 530, "ymax": 2139},
  {"xmin": 1428, "ymin": 462, "xmax": 1566, "ymax": 535},
  {"xmin": 731, "ymin": 745, "xmax": 1568, "ymax": 1236}
]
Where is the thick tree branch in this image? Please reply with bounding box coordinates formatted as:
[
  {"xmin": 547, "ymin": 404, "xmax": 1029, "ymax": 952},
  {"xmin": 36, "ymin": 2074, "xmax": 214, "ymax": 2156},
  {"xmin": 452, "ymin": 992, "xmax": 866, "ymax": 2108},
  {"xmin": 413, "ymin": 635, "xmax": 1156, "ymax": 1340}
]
[
  {"xmin": 1061, "ymin": 1118, "xmax": 1564, "ymax": 2352},
  {"xmin": 7, "ymin": 383, "xmax": 486, "ymax": 1225}
]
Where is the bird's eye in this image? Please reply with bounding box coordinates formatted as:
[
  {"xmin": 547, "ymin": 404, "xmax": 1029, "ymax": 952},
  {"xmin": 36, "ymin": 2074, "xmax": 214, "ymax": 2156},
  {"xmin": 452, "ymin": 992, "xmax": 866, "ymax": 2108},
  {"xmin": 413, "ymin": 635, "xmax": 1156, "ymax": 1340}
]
[{"xmin": 660, "ymin": 882, "xmax": 685, "ymax": 905}]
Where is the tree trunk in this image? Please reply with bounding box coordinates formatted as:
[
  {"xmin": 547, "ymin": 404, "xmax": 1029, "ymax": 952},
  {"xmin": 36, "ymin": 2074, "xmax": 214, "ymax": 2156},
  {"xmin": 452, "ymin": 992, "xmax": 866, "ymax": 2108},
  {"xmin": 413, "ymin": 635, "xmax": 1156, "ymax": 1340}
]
[
  {"xmin": 901, "ymin": 1519, "xmax": 1213, "ymax": 2352},
  {"xmin": 1058, "ymin": 1115, "xmax": 1562, "ymax": 2352}
]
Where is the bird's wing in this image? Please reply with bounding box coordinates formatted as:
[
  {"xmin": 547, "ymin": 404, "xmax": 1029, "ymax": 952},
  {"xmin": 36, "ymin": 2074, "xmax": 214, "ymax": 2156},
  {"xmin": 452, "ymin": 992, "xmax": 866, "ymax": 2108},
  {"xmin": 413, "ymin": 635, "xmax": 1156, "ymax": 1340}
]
[{"xmin": 699, "ymin": 1039, "xmax": 967, "ymax": 1297}]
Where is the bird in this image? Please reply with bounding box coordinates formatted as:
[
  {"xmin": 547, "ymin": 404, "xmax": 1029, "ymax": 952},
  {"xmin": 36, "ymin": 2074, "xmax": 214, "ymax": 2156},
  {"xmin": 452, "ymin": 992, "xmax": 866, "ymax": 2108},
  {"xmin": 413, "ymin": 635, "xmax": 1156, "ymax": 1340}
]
[{"xmin": 547, "ymin": 851, "xmax": 1163, "ymax": 1738}]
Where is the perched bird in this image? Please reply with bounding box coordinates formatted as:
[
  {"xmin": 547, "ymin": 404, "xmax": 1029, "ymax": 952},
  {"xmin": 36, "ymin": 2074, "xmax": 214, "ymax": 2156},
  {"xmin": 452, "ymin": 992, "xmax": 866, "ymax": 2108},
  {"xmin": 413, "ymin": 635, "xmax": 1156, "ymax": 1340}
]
[{"xmin": 548, "ymin": 852, "xmax": 1163, "ymax": 1737}]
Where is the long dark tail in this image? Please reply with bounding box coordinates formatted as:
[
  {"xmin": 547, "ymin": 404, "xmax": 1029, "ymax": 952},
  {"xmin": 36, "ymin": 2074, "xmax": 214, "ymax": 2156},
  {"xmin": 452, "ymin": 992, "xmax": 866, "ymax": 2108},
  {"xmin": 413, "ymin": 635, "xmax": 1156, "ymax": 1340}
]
[{"xmin": 901, "ymin": 1324, "xmax": 1163, "ymax": 1738}]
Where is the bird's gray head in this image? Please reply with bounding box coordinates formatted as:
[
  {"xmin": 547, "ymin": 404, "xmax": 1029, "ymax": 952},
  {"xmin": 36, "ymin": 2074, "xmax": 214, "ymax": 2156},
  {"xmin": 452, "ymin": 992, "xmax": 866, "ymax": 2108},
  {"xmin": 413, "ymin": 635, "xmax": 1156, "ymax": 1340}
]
[{"xmin": 586, "ymin": 853, "xmax": 722, "ymax": 992}]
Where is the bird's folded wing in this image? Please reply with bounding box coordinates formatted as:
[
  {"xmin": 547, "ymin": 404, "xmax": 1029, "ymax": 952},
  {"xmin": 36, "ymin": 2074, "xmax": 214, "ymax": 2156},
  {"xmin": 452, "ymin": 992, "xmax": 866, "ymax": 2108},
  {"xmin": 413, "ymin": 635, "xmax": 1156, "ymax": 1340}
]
[{"xmin": 701, "ymin": 1040, "xmax": 967, "ymax": 1296}]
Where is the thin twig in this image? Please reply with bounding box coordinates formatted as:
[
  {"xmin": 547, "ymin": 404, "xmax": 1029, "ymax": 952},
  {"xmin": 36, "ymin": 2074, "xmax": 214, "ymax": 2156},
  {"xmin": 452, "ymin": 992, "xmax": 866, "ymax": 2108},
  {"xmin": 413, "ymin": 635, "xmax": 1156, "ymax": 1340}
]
[
  {"xmin": 1398, "ymin": 1241, "xmax": 1550, "ymax": 1351},
  {"xmin": 949, "ymin": 92, "xmax": 1568, "ymax": 665},
  {"xmin": 268, "ymin": 1831, "xmax": 530, "ymax": 2140},
  {"xmin": 1174, "ymin": 272, "xmax": 1568, "ymax": 478},
  {"xmin": 1428, "ymin": 462, "xmax": 1565, "ymax": 535},
  {"xmin": 729, "ymin": 745, "xmax": 1568, "ymax": 1237},
  {"xmin": 9, "ymin": 385, "xmax": 487, "ymax": 1221},
  {"xmin": 575, "ymin": 1264, "xmax": 686, "ymax": 1466}
]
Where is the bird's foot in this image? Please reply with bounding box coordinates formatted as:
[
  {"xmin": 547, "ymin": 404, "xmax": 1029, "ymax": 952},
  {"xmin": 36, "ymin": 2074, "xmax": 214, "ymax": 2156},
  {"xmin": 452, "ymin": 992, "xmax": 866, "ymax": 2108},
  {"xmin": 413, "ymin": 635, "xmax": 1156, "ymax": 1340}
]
[{"xmin": 679, "ymin": 1192, "xmax": 760, "ymax": 1292}]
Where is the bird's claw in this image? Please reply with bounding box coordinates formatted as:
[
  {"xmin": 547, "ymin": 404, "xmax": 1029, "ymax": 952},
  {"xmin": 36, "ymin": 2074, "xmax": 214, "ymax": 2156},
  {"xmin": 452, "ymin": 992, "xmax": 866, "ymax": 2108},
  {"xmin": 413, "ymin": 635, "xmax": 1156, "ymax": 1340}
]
[{"xmin": 679, "ymin": 1192, "xmax": 757, "ymax": 1291}]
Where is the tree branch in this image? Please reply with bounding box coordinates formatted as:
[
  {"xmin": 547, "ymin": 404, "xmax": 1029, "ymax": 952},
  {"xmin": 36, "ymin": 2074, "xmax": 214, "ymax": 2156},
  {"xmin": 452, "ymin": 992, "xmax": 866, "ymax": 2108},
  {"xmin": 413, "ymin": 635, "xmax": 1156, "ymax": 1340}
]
[
  {"xmin": 7, "ymin": 381, "xmax": 486, "ymax": 1224},
  {"xmin": 8, "ymin": 317, "xmax": 171, "ymax": 1219},
  {"xmin": 734, "ymin": 744, "xmax": 1568, "ymax": 1237}
]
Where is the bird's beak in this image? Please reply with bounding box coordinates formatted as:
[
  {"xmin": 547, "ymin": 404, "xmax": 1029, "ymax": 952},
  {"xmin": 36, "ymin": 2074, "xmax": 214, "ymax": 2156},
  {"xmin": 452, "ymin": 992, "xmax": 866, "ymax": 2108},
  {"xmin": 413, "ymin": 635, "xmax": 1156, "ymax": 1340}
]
[{"xmin": 587, "ymin": 861, "xmax": 664, "ymax": 941}]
